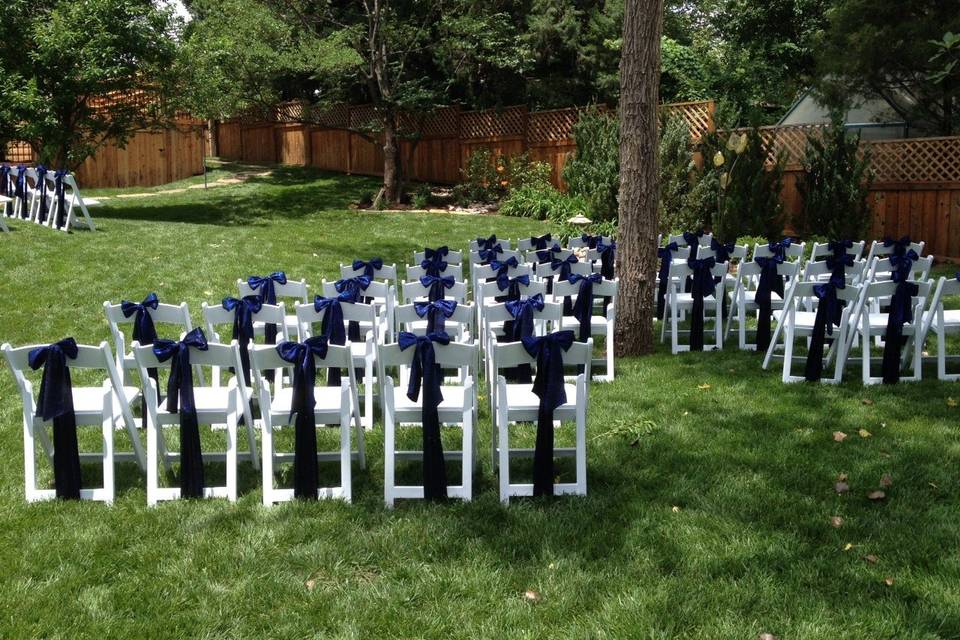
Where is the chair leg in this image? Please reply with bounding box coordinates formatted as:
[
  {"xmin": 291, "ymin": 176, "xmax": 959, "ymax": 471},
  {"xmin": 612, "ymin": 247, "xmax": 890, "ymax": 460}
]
[
  {"xmin": 462, "ymin": 411, "xmax": 473, "ymax": 502},
  {"xmin": 575, "ymin": 408, "xmax": 587, "ymax": 496},
  {"xmin": 862, "ymin": 322, "xmax": 872, "ymax": 385},
  {"xmin": 384, "ymin": 401, "xmax": 395, "ymax": 508},
  {"xmin": 261, "ymin": 417, "xmax": 274, "ymax": 506},
  {"xmin": 102, "ymin": 396, "xmax": 115, "ymax": 504},
  {"xmin": 497, "ymin": 400, "xmax": 510, "ymax": 504},
  {"xmin": 147, "ymin": 419, "xmax": 159, "ymax": 506},
  {"xmin": 340, "ymin": 406, "xmax": 353, "ymax": 503},
  {"xmin": 24, "ymin": 416, "xmax": 37, "ymax": 501},
  {"xmin": 226, "ymin": 409, "xmax": 238, "ymax": 502},
  {"xmin": 782, "ymin": 321, "xmax": 794, "ymax": 382},
  {"xmin": 938, "ymin": 326, "xmax": 947, "ymax": 380}
]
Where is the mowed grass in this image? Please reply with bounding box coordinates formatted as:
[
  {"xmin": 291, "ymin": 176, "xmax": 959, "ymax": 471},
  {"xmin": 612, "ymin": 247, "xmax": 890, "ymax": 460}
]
[{"xmin": 1, "ymin": 165, "xmax": 960, "ymax": 639}]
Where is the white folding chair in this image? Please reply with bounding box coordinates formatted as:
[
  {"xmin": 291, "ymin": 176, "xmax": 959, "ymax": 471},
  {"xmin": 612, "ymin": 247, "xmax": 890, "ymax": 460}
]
[
  {"xmin": 865, "ymin": 255, "xmax": 933, "ymax": 284},
  {"xmin": 297, "ymin": 297, "xmax": 379, "ymax": 429},
  {"xmin": 238, "ymin": 277, "xmax": 308, "ymax": 341},
  {"xmin": 132, "ymin": 338, "xmax": 247, "ymax": 504},
  {"xmin": 554, "ymin": 277, "xmax": 618, "ymax": 381},
  {"xmin": 809, "ymin": 241, "xmax": 865, "ymax": 263},
  {"xmin": 664, "ymin": 261, "xmax": 727, "ymax": 353},
  {"xmin": 3, "ymin": 340, "xmax": 143, "ymax": 502},
  {"xmin": 567, "ymin": 235, "xmax": 613, "ymax": 249},
  {"xmin": 778, "ymin": 282, "xmax": 862, "ymax": 384},
  {"xmin": 857, "ymin": 280, "xmax": 932, "ymax": 385},
  {"xmin": 321, "ymin": 278, "xmax": 396, "ymax": 344},
  {"xmin": 340, "ymin": 261, "xmax": 399, "ymax": 287},
  {"xmin": 726, "ymin": 259, "xmax": 800, "ymax": 351},
  {"xmin": 57, "ymin": 174, "xmax": 99, "ymax": 231},
  {"xmin": 669, "ymin": 232, "xmax": 713, "ymax": 248},
  {"xmin": 413, "ymin": 248, "xmax": 463, "ymax": 265},
  {"xmin": 406, "ymin": 262, "xmax": 464, "ymax": 282},
  {"xmin": 865, "ymin": 239, "xmax": 925, "ymax": 265},
  {"xmin": 251, "ymin": 343, "xmax": 365, "ymax": 504},
  {"xmin": 919, "ymin": 276, "xmax": 960, "ymax": 381},
  {"xmin": 491, "ymin": 339, "xmax": 592, "ymax": 503},
  {"xmin": 476, "ymin": 278, "xmax": 548, "ymax": 350},
  {"xmin": 401, "ymin": 278, "xmax": 469, "ymax": 304},
  {"xmin": 380, "ymin": 340, "xmax": 478, "ymax": 506}
]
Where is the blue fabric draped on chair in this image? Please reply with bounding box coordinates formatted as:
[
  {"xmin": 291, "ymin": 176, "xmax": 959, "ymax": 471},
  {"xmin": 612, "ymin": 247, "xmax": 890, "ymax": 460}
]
[
  {"xmin": 222, "ymin": 295, "xmax": 262, "ymax": 385},
  {"xmin": 335, "ymin": 275, "xmax": 371, "ymax": 341},
  {"xmin": 711, "ymin": 238, "xmax": 735, "ymax": 263},
  {"xmin": 422, "ymin": 246, "xmax": 450, "ymax": 276},
  {"xmin": 657, "ymin": 242, "xmax": 679, "ymax": 320},
  {"xmin": 0, "ymin": 164, "xmax": 9, "ymax": 201},
  {"xmin": 881, "ymin": 250, "xmax": 920, "ymax": 384},
  {"xmin": 550, "ymin": 254, "xmax": 578, "ymax": 313},
  {"xmin": 522, "ymin": 330, "xmax": 575, "ymax": 497},
  {"xmin": 415, "ymin": 299, "xmax": 457, "ymax": 334},
  {"xmin": 352, "ymin": 257, "xmax": 384, "ymax": 279},
  {"xmin": 15, "ymin": 165, "xmax": 28, "ymax": 218},
  {"xmin": 804, "ymin": 276, "xmax": 845, "ymax": 381},
  {"xmin": 476, "ymin": 235, "xmax": 498, "ymax": 251},
  {"xmin": 420, "ymin": 274, "xmax": 454, "ymax": 302},
  {"xmin": 28, "ymin": 338, "xmax": 82, "ymax": 499},
  {"xmin": 247, "ymin": 272, "xmax": 286, "ymax": 344},
  {"xmin": 683, "ymin": 229, "xmax": 705, "ymax": 247},
  {"xmin": 478, "ymin": 242, "xmax": 504, "ymax": 264},
  {"xmin": 580, "ymin": 234, "xmax": 601, "ymax": 249},
  {"xmin": 687, "ymin": 257, "xmax": 717, "ymax": 352},
  {"xmin": 490, "ymin": 256, "xmax": 518, "ymax": 279},
  {"xmin": 568, "ymin": 273, "xmax": 601, "ymax": 342},
  {"xmin": 153, "ymin": 328, "xmax": 209, "ymax": 498},
  {"xmin": 529, "ymin": 233, "xmax": 552, "ymax": 251},
  {"xmin": 883, "ymin": 236, "xmax": 912, "ymax": 257},
  {"xmin": 35, "ymin": 165, "xmax": 49, "ymax": 223},
  {"xmin": 504, "ymin": 294, "xmax": 544, "ymax": 384},
  {"xmin": 276, "ymin": 336, "xmax": 331, "ymax": 499},
  {"xmin": 398, "ymin": 331, "xmax": 451, "ymax": 501},
  {"xmin": 536, "ymin": 244, "xmax": 562, "ymax": 265},
  {"xmin": 122, "ymin": 293, "xmax": 161, "ymax": 426},
  {"xmin": 53, "ymin": 169, "xmax": 69, "ymax": 229},
  {"xmin": 597, "ymin": 241, "xmax": 616, "ymax": 280},
  {"xmin": 314, "ymin": 293, "xmax": 351, "ymax": 386},
  {"xmin": 754, "ymin": 255, "xmax": 785, "ymax": 350},
  {"xmin": 768, "ymin": 238, "xmax": 793, "ymax": 261}
]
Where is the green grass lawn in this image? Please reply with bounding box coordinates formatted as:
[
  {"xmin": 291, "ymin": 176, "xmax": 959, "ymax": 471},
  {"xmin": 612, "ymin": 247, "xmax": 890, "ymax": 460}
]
[{"xmin": 2, "ymin": 166, "xmax": 960, "ymax": 639}]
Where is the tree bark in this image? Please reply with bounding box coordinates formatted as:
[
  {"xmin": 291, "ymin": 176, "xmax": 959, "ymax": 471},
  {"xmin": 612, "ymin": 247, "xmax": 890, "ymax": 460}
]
[
  {"xmin": 208, "ymin": 119, "xmax": 219, "ymax": 157},
  {"xmin": 382, "ymin": 109, "xmax": 399, "ymax": 202},
  {"xmin": 614, "ymin": 0, "xmax": 663, "ymax": 356}
]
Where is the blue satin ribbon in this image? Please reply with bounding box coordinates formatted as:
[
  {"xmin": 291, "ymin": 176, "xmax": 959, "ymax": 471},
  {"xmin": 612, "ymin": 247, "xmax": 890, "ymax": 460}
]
[
  {"xmin": 398, "ymin": 331, "xmax": 451, "ymax": 500},
  {"xmin": 882, "ymin": 266, "xmax": 919, "ymax": 385},
  {"xmin": 688, "ymin": 257, "xmax": 717, "ymax": 351},
  {"xmin": 423, "ymin": 246, "xmax": 450, "ymax": 274},
  {"xmin": 506, "ymin": 294, "xmax": 545, "ymax": 341},
  {"xmin": 420, "ymin": 274, "xmax": 454, "ymax": 302},
  {"xmin": 550, "ymin": 254, "xmax": 578, "ymax": 281},
  {"xmin": 889, "ymin": 249, "xmax": 919, "ymax": 282},
  {"xmin": 414, "ymin": 299, "xmax": 457, "ymax": 334},
  {"xmin": 248, "ymin": 272, "xmax": 286, "ymax": 344},
  {"xmin": 0, "ymin": 164, "xmax": 9, "ymax": 200},
  {"xmin": 153, "ymin": 328, "xmax": 209, "ymax": 498},
  {"xmin": 490, "ymin": 256, "xmax": 518, "ymax": 278},
  {"xmin": 883, "ymin": 236, "xmax": 912, "ymax": 257},
  {"xmin": 352, "ymin": 257, "xmax": 383, "ymax": 278},
  {"xmin": 424, "ymin": 246, "xmax": 449, "ymax": 261},
  {"xmin": 28, "ymin": 338, "xmax": 81, "ymax": 499},
  {"xmin": 15, "ymin": 165, "xmax": 28, "ymax": 218},
  {"xmin": 530, "ymin": 233, "xmax": 553, "ymax": 250},
  {"xmin": 657, "ymin": 242, "xmax": 679, "ymax": 319},
  {"xmin": 496, "ymin": 273, "xmax": 530, "ymax": 301},
  {"xmin": 276, "ymin": 336, "xmax": 331, "ymax": 499},
  {"xmin": 53, "ymin": 169, "xmax": 68, "ymax": 229},
  {"xmin": 335, "ymin": 276, "xmax": 371, "ymax": 341},
  {"xmin": 478, "ymin": 243, "xmax": 504, "ymax": 263},
  {"xmin": 536, "ymin": 244, "xmax": 563, "ymax": 264},
  {"xmin": 827, "ymin": 239, "xmax": 853, "ymax": 258},
  {"xmin": 35, "ymin": 165, "xmax": 48, "ymax": 223},
  {"xmin": 580, "ymin": 233, "xmax": 601, "ymax": 249},
  {"xmin": 597, "ymin": 241, "xmax": 616, "ymax": 279},
  {"xmin": 568, "ymin": 273, "xmax": 601, "ymax": 342},
  {"xmin": 826, "ymin": 253, "xmax": 854, "ymax": 281},
  {"xmin": 222, "ymin": 295, "xmax": 262, "ymax": 385},
  {"xmin": 805, "ymin": 275, "xmax": 846, "ymax": 381},
  {"xmin": 682, "ymin": 229, "xmax": 704, "ymax": 247},
  {"xmin": 754, "ymin": 255, "xmax": 785, "ymax": 350},
  {"xmin": 121, "ymin": 293, "xmax": 161, "ymax": 425},
  {"xmin": 768, "ymin": 237, "xmax": 793, "ymax": 261},
  {"xmin": 476, "ymin": 235, "xmax": 498, "ymax": 251},
  {"xmin": 711, "ymin": 238, "xmax": 735, "ymax": 263},
  {"xmin": 522, "ymin": 330, "xmax": 575, "ymax": 497}
]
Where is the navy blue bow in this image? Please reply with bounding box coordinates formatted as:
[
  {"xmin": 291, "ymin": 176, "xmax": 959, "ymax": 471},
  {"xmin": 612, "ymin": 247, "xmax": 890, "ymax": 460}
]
[
  {"xmin": 530, "ymin": 233, "xmax": 553, "ymax": 250},
  {"xmin": 15, "ymin": 165, "xmax": 28, "ymax": 218},
  {"xmin": 276, "ymin": 336, "xmax": 331, "ymax": 499},
  {"xmin": 398, "ymin": 331, "xmax": 451, "ymax": 500},
  {"xmin": 478, "ymin": 243, "xmax": 504, "ymax": 263},
  {"xmin": 550, "ymin": 254, "xmax": 579, "ymax": 281},
  {"xmin": 352, "ymin": 257, "xmax": 383, "ymax": 278},
  {"xmin": 522, "ymin": 330, "xmax": 576, "ymax": 497},
  {"xmin": 415, "ymin": 299, "xmax": 458, "ymax": 334},
  {"xmin": 827, "ymin": 240, "xmax": 853, "ymax": 258},
  {"xmin": 580, "ymin": 233, "xmax": 601, "ymax": 249},
  {"xmin": 682, "ymin": 230, "xmax": 704, "ymax": 247},
  {"xmin": 496, "ymin": 273, "xmax": 530, "ymax": 301},
  {"xmin": 29, "ymin": 338, "xmax": 81, "ymax": 499},
  {"xmin": 657, "ymin": 242, "xmax": 680, "ymax": 319},
  {"xmin": 0, "ymin": 164, "xmax": 9, "ymax": 199},
  {"xmin": 568, "ymin": 273, "xmax": 602, "ymax": 342},
  {"xmin": 536, "ymin": 244, "xmax": 563, "ymax": 264},
  {"xmin": 490, "ymin": 256, "xmax": 519, "ymax": 277},
  {"xmin": 35, "ymin": 165, "xmax": 49, "ymax": 223},
  {"xmin": 248, "ymin": 272, "xmax": 286, "ymax": 344},
  {"xmin": 222, "ymin": 295, "xmax": 263, "ymax": 385},
  {"xmin": 424, "ymin": 246, "xmax": 449, "ymax": 261},
  {"xmin": 476, "ymin": 235, "xmax": 498, "ymax": 251},
  {"xmin": 420, "ymin": 256, "xmax": 449, "ymax": 277},
  {"xmin": 121, "ymin": 293, "xmax": 160, "ymax": 346},
  {"xmin": 420, "ymin": 274, "xmax": 455, "ymax": 302},
  {"xmin": 335, "ymin": 275, "xmax": 371, "ymax": 302},
  {"xmin": 882, "ymin": 278, "xmax": 920, "ymax": 384},
  {"xmin": 883, "ymin": 236, "xmax": 912, "ymax": 257},
  {"xmin": 597, "ymin": 241, "xmax": 616, "ymax": 279},
  {"xmin": 506, "ymin": 294, "xmax": 545, "ymax": 341},
  {"xmin": 53, "ymin": 169, "xmax": 68, "ymax": 229},
  {"xmin": 710, "ymin": 238, "xmax": 735, "ymax": 263},
  {"xmin": 754, "ymin": 255, "xmax": 785, "ymax": 351},
  {"xmin": 890, "ymin": 249, "xmax": 919, "ymax": 283},
  {"xmin": 687, "ymin": 258, "xmax": 718, "ymax": 351},
  {"xmin": 153, "ymin": 328, "xmax": 209, "ymax": 498},
  {"xmin": 314, "ymin": 292, "xmax": 356, "ymax": 386},
  {"xmin": 805, "ymin": 276, "xmax": 846, "ymax": 382},
  {"xmin": 768, "ymin": 238, "xmax": 793, "ymax": 261},
  {"xmin": 826, "ymin": 253, "xmax": 854, "ymax": 281}
]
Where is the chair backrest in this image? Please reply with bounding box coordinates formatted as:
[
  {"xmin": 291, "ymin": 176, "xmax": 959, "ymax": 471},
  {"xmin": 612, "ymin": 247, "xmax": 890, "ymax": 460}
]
[
  {"xmin": 552, "ymin": 277, "xmax": 619, "ymax": 306},
  {"xmin": 320, "ymin": 278, "xmax": 392, "ymax": 301},
  {"xmin": 752, "ymin": 241, "xmax": 805, "ymax": 262},
  {"xmin": 237, "ymin": 277, "xmax": 308, "ymax": 303},
  {"xmin": 533, "ymin": 260, "xmax": 593, "ymax": 280},
  {"xmin": 925, "ymin": 277, "xmax": 960, "ymax": 319},
  {"xmin": 669, "ymin": 232, "xmax": 713, "ymax": 248},
  {"xmin": 866, "ymin": 239, "xmax": 925, "ymax": 262},
  {"xmin": 515, "ymin": 237, "xmax": 554, "ymax": 251},
  {"xmin": 131, "ymin": 339, "xmax": 243, "ymax": 374},
  {"xmin": 378, "ymin": 340, "xmax": 478, "ymax": 370},
  {"xmin": 405, "ymin": 262, "xmax": 465, "ymax": 282},
  {"xmin": 668, "ymin": 261, "xmax": 729, "ymax": 293},
  {"xmin": 736, "ymin": 259, "xmax": 800, "ymax": 285},
  {"xmin": 401, "ymin": 279, "xmax": 468, "ymax": 303},
  {"xmin": 787, "ymin": 281, "xmax": 863, "ymax": 308},
  {"xmin": 476, "ymin": 278, "xmax": 548, "ymax": 306},
  {"xmin": 472, "ymin": 262, "xmax": 533, "ymax": 282},
  {"xmin": 862, "ymin": 279, "xmax": 932, "ymax": 307},
  {"xmin": 568, "ymin": 235, "xmax": 613, "ymax": 249},
  {"xmin": 810, "ymin": 241, "xmax": 865, "ymax": 262},
  {"xmin": 294, "ymin": 299, "xmax": 378, "ymax": 341},
  {"xmin": 525, "ymin": 247, "xmax": 575, "ymax": 264},
  {"xmin": 103, "ymin": 299, "xmax": 194, "ymax": 362},
  {"xmin": 339, "ymin": 262, "xmax": 399, "ymax": 284},
  {"xmin": 201, "ymin": 301, "xmax": 288, "ymax": 343},
  {"xmin": 802, "ymin": 258, "xmax": 867, "ymax": 285},
  {"xmin": 482, "ymin": 299, "xmax": 563, "ymax": 327},
  {"xmin": 469, "ymin": 248, "xmax": 524, "ymax": 265},
  {"xmin": 470, "ymin": 238, "xmax": 513, "ymax": 251},
  {"xmin": 696, "ymin": 243, "xmax": 749, "ymax": 262},
  {"xmin": 3, "ymin": 340, "xmax": 124, "ymax": 400},
  {"xmin": 413, "ymin": 249, "xmax": 463, "ymax": 265},
  {"xmin": 394, "ymin": 302, "xmax": 476, "ymax": 336},
  {"xmin": 866, "ymin": 255, "xmax": 933, "ymax": 283},
  {"xmin": 491, "ymin": 339, "xmax": 593, "ymax": 373},
  {"xmin": 249, "ymin": 342, "xmax": 354, "ymax": 397}
]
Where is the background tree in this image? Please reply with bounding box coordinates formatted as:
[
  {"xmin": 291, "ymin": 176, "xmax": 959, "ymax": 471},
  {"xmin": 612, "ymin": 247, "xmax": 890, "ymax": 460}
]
[
  {"xmin": 615, "ymin": 0, "xmax": 663, "ymax": 356},
  {"xmin": 1, "ymin": 0, "xmax": 178, "ymax": 169}
]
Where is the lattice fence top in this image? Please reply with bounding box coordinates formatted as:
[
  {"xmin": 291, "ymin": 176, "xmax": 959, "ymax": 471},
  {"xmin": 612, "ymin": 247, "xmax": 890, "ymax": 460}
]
[
  {"xmin": 3, "ymin": 142, "xmax": 34, "ymax": 164},
  {"xmin": 460, "ymin": 105, "xmax": 528, "ymax": 140},
  {"xmin": 868, "ymin": 136, "xmax": 960, "ymax": 184},
  {"xmin": 661, "ymin": 100, "xmax": 715, "ymax": 140},
  {"xmin": 528, "ymin": 108, "xmax": 582, "ymax": 144},
  {"xmin": 406, "ymin": 107, "xmax": 460, "ymax": 138},
  {"xmin": 349, "ymin": 104, "xmax": 380, "ymax": 132}
]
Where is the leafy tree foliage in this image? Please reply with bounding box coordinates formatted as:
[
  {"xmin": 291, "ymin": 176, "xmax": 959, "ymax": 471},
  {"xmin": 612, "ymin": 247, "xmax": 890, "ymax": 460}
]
[{"xmin": 563, "ymin": 109, "xmax": 621, "ymax": 221}]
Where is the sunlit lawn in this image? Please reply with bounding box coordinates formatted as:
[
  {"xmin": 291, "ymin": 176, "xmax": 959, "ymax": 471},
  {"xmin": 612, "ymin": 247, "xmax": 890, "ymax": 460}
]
[{"xmin": 1, "ymin": 164, "xmax": 959, "ymax": 638}]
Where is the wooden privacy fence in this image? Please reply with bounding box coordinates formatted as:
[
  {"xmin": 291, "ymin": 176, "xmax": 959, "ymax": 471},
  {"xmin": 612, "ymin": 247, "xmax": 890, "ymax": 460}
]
[
  {"xmin": 3, "ymin": 122, "xmax": 206, "ymax": 189},
  {"xmin": 734, "ymin": 125, "xmax": 960, "ymax": 260},
  {"xmin": 215, "ymin": 100, "xmax": 716, "ymax": 190}
]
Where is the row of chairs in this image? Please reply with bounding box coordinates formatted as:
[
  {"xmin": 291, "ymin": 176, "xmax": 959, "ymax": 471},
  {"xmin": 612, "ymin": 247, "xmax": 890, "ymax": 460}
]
[{"xmin": 0, "ymin": 164, "xmax": 98, "ymax": 232}]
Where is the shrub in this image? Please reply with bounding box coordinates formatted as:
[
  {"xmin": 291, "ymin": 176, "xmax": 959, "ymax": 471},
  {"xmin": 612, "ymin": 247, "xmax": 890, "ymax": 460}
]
[
  {"xmin": 713, "ymin": 127, "xmax": 785, "ymax": 242},
  {"xmin": 659, "ymin": 114, "xmax": 704, "ymax": 233},
  {"xmin": 500, "ymin": 184, "xmax": 589, "ymax": 223},
  {"xmin": 796, "ymin": 118, "xmax": 873, "ymax": 240},
  {"xmin": 454, "ymin": 147, "xmax": 501, "ymax": 204},
  {"xmin": 503, "ymin": 152, "xmax": 552, "ymax": 191},
  {"xmin": 563, "ymin": 108, "xmax": 620, "ymax": 222}
]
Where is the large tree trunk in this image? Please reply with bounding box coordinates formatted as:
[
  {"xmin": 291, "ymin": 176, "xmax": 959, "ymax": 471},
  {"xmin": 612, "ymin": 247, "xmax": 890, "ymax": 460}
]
[
  {"xmin": 208, "ymin": 119, "xmax": 219, "ymax": 157},
  {"xmin": 383, "ymin": 110, "xmax": 400, "ymax": 203},
  {"xmin": 614, "ymin": 0, "xmax": 663, "ymax": 356}
]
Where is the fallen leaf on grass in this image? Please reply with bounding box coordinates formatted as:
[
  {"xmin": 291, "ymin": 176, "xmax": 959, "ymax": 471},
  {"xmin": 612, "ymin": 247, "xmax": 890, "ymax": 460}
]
[
  {"xmin": 880, "ymin": 473, "xmax": 893, "ymax": 488},
  {"xmin": 867, "ymin": 490, "xmax": 887, "ymax": 501},
  {"xmin": 859, "ymin": 429, "xmax": 872, "ymax": 438},
  {"xmin": 884, "ymin": 577, "xmax": 895, "ymax": 586},
  {"xmin": 864, "ymin": 554, "xmax": 879, "ymax": 565},
  {"xmin": 758, "ymin": 634, "xmax": 777, "ymax": 640},
  {"xmin": 861, "ymin": 398, "xmax": 875, "ymax": 406},
  {"xmin": 831, "ymin": 516, "xmax": 844, "ymax": 528},
  {"xmin": 948, "ymin": 397, "xmax": 958, "ymax": 407},
  {"xmin": 698, "ymin": 383, "xmax": 711, "ymax": 390},
  {"xmin": 834, "ymin": 482, "xmax": 850, "ymax": 494},
  {"xmin": 843, "ymin": 543, "xmax": 855, "ymax": 552},
  {"xmin": 929, "ymin": 482, "xmax": 939, "ymax": 489},
  {"xmin": 672, "ymin": 505, "xmax": 681, "ymax": 513},
  {"xmin": 837, "ymin": 472, "xmax": 848, "ymax": 482},
  {"xmin": 305, "ymin": 578, "xmax": 317, "ymax": 592},
  {"xmin": 524, "ymin": 590, "xmax": 541, "ymax": 603},
  {"xmin": 833, "ymin": 431, "xmax": 848, "ymax": 442}
]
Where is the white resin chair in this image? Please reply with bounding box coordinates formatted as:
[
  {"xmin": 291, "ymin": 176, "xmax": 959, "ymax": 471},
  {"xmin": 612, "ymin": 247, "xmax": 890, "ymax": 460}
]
[
  {"xmin": 238, "ymin": 277, "xmax": 308, "ymax": 341},
  {"xmin": 726, "ymin": 259, "xmax": 800, "ymax": 350},
  {"xmin": 919, "ymin": 276, "xmax": 960, "ymax": 381},
  {"xmin": 3, "ymin": 340, "xmax": 143, "ymax": 503},
  {"xmin": 380, "ymin": 340, "xmax": 478, "ymax": 506},
  {"xmin": 865, "ymin": 239, "xmax": 925, "ymax": 264},
  {"xmin": 401, "ymin": 278, "xmax": 469, "ymax": 304},
  {"xmin": 809, "ymin": 241, "xmax": 865, "ymax": 263},
  {"xmin": 554, "ymin": 277, "xmax": 618, "ymax": 380},
  {"xmin": 490, "ymin": 339, "xmax": 592, "ymax": 503},
  {"xmin": 413, "ymin": 248, "xmax": 463, "ymax": 265},
  {"xmin": 251, "ymin": 343, "xmax": 365, "ymax": 504},
  {"xmin": 857, "ymin": 280, "xmax": 932, "ymax": 385},
  {"xmin": 406, "ymin": 261, "xmax": 465, "ymax": 282},
  {"xmin": 664, "ymin": 261, "xmax": 727, "ymax": 353}
]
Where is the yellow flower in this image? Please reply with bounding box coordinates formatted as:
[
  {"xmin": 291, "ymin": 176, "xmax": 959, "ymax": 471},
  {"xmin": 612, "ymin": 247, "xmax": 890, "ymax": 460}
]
[
  {"xmin": 735, "ymin": 134, "xmax": 748, "ymax": 155},
  {"xmin": 713, "ymin": 151, "xmax": 725, "ymax": 167},
  {"xmin": 720, "ymin": 172, "xmax": 729, "ymax": 189},
  {"xmin": 726, "ymin": 133, "xmax": 739, "ymax": 152}
]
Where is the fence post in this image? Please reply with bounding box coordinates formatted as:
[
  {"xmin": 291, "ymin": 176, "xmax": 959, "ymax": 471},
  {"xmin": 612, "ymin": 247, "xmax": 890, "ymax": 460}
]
[{"xmin": 346, "ymin": 105, "xmax": 353, "ymax": 175}]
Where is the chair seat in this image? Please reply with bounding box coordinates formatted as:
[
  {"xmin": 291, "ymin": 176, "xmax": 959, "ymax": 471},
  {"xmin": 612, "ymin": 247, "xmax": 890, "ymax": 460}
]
[
  {"xmin": 70, "ymin": 385, "xmax": 139, "ymax": 416},
  {"xmin": 394, "ymin": 385, "xmax": 469, "ymax": 413},
  {"xmin": 782, "ymin": 311, "xmax": 818, "ymax": 330},
  {"xmin": 160, "ymin": 386, "xmax": 244, "ymax": 414},
  {"xmin": 504, "ymin": 383, "xmax": 578, "ymax": 411},
  {"xmin": 865, "ymin": 313, "xmax": 917, "ymax": 332},
  {"xmin": 268, "ymin": 386, "xmax": 346, "ymax": 421},
  {"xmin": 81, "ymin": 198, "xmax": 101, "ymax": 207},
  {"xmin": 933, "ymin": 309, "xmax": 960, "ymax": 329},
  {"xmin": 559, "ymin": 315, "xmax": 609, "ymax": 333}
]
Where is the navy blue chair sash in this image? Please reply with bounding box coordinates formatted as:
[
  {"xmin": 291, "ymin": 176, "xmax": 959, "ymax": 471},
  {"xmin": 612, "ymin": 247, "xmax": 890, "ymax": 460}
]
[
  {"xmin": 881, "ymin": 251, "xmax": 920, "ymax": 384},
  {"xmin": 121, "ymin": 292, "xmax": 161, "ymax": 425},
  {"xmin": 420, "ymin": 274, "xmax": 454, "ymax": 302},
  {"xmin": 314, "ymin": 293, "xmax": 353, "ymax": 386},
  {"xmin": 35, "ymin": 165, "xmax": 49, "ymax": 223},
  {"xmin": 656, "ymin": 242, "xmax": 679, "ymax": 319},
  {"xmin": 248, "ymin": 272, "xmax": 287, "ymax": 345},
  {"xmin": 352, "ymin": 257, "xmax": 383, "ymax": 279},
  {"xmin": 415, "ymin": 299, "xmax": 457, "ymax": 334},
  {"xmin": 15, "ymin": 165, "xmax": 28, "ymax": 218},
  {"xmin": 688, "ymin": 257, "xmax": 717, "ymax": 351},
  {"xmin": 804, "ymin": 277, "xmax": 845, "ymax": 381},
  {"xmin": 222, "ymin": 295, "xmax": 262, "ymax": 385},
  {"xmin": 53, "ymin": 170, "xmax": 68, "ymax": 229},
  {"xmin": 754, "ymin": 256, "xmax": 785, "ymax": 350}
]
